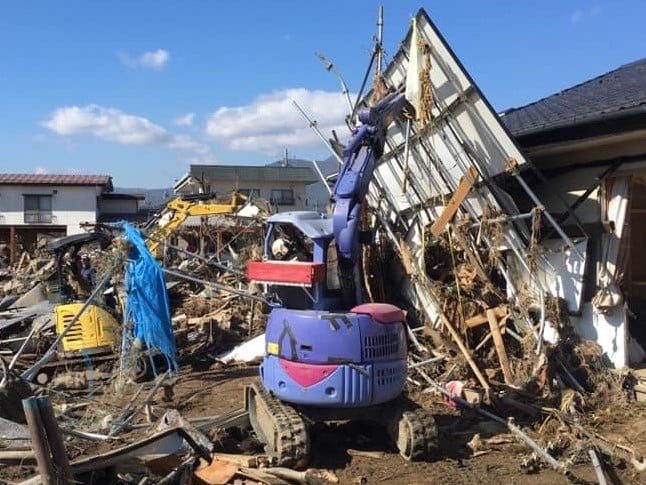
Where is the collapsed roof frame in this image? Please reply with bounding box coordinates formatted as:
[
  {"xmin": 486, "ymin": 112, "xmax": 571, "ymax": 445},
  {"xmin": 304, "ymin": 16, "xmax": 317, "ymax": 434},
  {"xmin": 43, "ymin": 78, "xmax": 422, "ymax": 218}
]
[{"xmin": 362, "ymin": 9, "xmax": 587, "ymax": 355}]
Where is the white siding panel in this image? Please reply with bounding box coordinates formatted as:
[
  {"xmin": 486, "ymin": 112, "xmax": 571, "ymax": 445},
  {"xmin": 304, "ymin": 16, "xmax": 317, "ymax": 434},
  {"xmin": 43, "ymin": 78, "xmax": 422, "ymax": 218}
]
[{"xmin": 0, "ymin": 185, "xmax": 99, "ymax": 234}]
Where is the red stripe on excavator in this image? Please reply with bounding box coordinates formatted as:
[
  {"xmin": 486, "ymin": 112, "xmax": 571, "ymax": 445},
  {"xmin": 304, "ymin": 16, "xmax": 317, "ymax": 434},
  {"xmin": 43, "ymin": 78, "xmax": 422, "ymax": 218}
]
[{"xmin": 279, "ymin": 358, "xmax": 339, "ymax": 388}]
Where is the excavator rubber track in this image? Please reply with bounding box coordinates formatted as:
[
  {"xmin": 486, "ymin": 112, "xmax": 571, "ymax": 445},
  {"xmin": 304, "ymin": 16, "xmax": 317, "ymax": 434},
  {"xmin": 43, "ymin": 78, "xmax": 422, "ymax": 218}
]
[
  {"xmin": 394, "ymin": 407, "xmax": 439, "ymax": 460},
  {"xmin": 245, "ymin": 383, "xmax": 310, "ymax": 467}
]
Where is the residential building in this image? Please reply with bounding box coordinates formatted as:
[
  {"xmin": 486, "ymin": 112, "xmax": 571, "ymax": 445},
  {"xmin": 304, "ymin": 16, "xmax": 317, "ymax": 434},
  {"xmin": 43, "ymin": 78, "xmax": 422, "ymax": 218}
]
[
  {"xmin": 0, "ymin": 173, "xmax": 112, "ymax": 263},
  {"xmin": 266, "ymin": 157, "xmax": 338, "ymax": 211},
  {"xmin": 97, "ymin": 193, "xmax": 147, "ymax": 223},
  {"xmin": 366, "ymin": 8, "xmax": 646, "ymax": 371},
  {"xmin": 501, "ymin": 57, "xmax": 646, "ymax": 367},
  {"xmin": 174, "ymin": 164, "xmax": 320, "ymax": 211}
]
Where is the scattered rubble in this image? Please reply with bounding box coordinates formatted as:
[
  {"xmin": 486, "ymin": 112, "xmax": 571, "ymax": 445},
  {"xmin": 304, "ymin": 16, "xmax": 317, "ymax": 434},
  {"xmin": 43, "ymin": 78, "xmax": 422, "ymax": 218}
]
[
  {"xmin": 1, "ymin": 9, "xmax": 646, "ymax": 485},
  {"xmin": 0, "ymin": 192, "xmax": 643, "ymax": 485}
]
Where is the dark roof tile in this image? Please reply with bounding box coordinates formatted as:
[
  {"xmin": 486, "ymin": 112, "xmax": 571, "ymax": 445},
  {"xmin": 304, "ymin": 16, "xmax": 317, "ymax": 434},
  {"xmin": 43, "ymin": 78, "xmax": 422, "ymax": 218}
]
[
  {"xmin": 0, "ymin": 173, "xmax": 112, "ymax": 189},
  {"xmin": 501, "ymin": 58, "xmax": 646, "ymax": 136}
]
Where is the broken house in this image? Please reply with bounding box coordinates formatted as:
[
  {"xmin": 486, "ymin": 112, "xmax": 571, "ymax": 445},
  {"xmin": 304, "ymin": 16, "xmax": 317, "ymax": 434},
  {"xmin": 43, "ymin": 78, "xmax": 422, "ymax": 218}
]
[
  {"xmin": 363, "ymin": 9, "xmax": 645, "ymax": 374},
  {"xmin": 0, "ymin": 174, "xmax": 113, "ymax": 264},
  {"xmin": 501, "ymin": 57, "xmax": 646, "ymax": 367},
  {"xmin": 174, "ymin": 163, "xmax": 319, "ymax": 211}
]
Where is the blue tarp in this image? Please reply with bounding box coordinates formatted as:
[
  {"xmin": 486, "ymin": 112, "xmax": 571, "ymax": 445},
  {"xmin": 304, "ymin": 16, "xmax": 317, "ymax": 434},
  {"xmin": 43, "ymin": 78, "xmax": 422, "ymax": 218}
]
[{"xmin": 117, "ymin": 222, "xmax": 178, "ymax": 372}]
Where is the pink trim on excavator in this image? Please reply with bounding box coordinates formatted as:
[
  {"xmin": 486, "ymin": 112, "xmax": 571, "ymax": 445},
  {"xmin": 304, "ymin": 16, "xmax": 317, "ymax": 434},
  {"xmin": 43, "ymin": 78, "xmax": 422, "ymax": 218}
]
[{"xmin": 351, "ymin": 303, "xmax": 405, "ymax": 324}]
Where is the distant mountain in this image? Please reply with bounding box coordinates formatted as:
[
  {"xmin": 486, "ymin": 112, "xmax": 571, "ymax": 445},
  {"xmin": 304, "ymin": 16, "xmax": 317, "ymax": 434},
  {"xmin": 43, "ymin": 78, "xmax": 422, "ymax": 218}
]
[{"xmin": 114, "ymin": 187, "xmax": 173, "ymax": 209}]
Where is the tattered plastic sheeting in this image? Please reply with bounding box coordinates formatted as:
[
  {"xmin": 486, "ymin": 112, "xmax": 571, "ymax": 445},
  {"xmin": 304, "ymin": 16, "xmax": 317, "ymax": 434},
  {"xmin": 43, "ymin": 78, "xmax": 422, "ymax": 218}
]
[
  {"xmin": 216, "ymin": 333, "xmax": 265, "ymax": 365},
  {"xmin": 366, "ymin": 8, "xmax": 586, "ymax": 338},
  {"xmin": 599, "ymin": 176, "xmax": 631, "ymax": 286},
  {"xmin": 117, "ymin": 222, "xmax": 178, "ymax": 372}
]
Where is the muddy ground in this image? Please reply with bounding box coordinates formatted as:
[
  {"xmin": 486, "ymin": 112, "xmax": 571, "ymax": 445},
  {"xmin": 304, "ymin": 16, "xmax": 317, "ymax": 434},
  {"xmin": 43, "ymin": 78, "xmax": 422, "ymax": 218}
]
[
  {"xmin": 170, "ymin": 365, "xmax": 646, "ymax": 485},
  {"xmin": 3, "ymin": 361, "xmax": 646, "ymax": 484}
]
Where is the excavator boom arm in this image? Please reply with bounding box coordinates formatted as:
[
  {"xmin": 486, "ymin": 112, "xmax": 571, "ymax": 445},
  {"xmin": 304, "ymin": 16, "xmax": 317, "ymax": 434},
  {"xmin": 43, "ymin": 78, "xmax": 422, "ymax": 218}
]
[{"xmin": 146, "ymin": 193, "xmax": 247, "ymax": 258}]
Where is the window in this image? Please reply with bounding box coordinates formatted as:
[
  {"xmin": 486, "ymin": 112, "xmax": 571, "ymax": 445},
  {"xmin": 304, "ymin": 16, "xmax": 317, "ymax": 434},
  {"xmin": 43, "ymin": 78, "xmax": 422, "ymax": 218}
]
[
  {"xmin": 270, "ymin": 189, "xmax": 295, "ymax": 205},
  {"xmin": 239, "ymin": 188, "xmax": 261, "ymax": 199},
  {"xmin": 24, "ymin": 195, "xmax": 53, "ymax": 223}
]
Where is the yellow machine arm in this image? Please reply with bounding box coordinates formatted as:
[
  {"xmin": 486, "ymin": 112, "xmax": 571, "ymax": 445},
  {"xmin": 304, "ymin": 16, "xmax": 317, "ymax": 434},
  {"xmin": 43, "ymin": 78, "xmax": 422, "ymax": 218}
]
[{"xmin": 146, "ymin": 192, "xmax": 248, "ymax": 258}]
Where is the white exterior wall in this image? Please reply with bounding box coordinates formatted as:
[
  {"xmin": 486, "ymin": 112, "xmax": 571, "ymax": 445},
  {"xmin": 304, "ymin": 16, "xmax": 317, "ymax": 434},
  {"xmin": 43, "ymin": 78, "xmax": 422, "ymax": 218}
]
[
  {"xmin": 177, "ymin": 179, "xmax": 313, "ymax": 211},
  {"xmin": 521, "ymin": 168, "xmax": 635, "ymax": 368},
  {"xmin": 0, "ymin": 185, "xmax": 101, "ymax": 234},
  {"xmin": 573, "ymin": 303, "xmax": 627, "ymax": 368}
]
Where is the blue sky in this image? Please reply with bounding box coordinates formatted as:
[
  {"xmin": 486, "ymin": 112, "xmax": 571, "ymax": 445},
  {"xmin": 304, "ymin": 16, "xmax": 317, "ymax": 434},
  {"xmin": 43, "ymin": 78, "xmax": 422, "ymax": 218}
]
[{"xmin": 1, "ymin": 1, "xmax": 645, "ymax": 188}]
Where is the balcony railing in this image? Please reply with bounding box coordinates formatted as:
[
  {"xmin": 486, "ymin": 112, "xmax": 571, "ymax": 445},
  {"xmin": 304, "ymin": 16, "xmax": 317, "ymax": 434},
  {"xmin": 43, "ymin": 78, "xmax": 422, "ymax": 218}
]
[{"xmin": 24, "ymin": 211, "xmax": 54, "ymax": 223}]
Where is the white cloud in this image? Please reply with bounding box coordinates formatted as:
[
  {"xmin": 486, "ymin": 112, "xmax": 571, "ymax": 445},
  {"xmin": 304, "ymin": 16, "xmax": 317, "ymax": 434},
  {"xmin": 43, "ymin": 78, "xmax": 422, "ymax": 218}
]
[
  {"xmin": 118, "ymin": 49, "xmax": 170, "ymax": 70},
  {"xmin": 570, "ymin": 9, "xmax": 583, "ymax": 24},
  {"xmin": 35, "ymin": 166, "xmax": 48, "ymax": 174},
  {"xmin": 569, "ymin": 5, "xmax": 600, "ymax": 24},
  {"xmin": 205, "ymin": 88, "xmax": 351, "ymax": 154},
  {"xmin": 173, "ymin": 112, "xmax": 195, "ymax": 127},
  {"xmin": 183, "ymin": 155, "xmax": 224, "ymax": 166},
  {"xmin": 43, "ymin": 105, "xmax": 167, "ymax": 144},
  {"xmin": 42, "ymin": 105, "xmax": 209, "ymax": 155}
]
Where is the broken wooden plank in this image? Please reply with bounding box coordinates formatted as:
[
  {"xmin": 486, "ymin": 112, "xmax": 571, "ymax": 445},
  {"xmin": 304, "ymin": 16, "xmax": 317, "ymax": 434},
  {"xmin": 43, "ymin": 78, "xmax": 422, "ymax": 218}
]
[
  {"xmin": 22, "ymin": 397, "xmax": 55, "ymax": 485},
  {"xmin": 440, "ymin": 313, "xmax": 490, "ymax": 391},
  {"xmin": 210, "ymin": 453, "xmax": 260, "ymax": 468},
  {"xmin": 465, "ymin": 305, "xmax": 508, "ymax": 328},
  {"xmin": 486, "ymin": 309, "xmax": 513, "ymax": 385},
  {"xmin": 431, "ymin": 166, "xmax": 479, "ymax": 236},
  {"xmin": 37, "ymin": 397, "xmax": 73, "ymax": 484},
  {"xmin": 237, "ymin": 467, "xmax": 292, "ymax": 485},
  {"xmin": 0, "ymin": 449, "xmax": 36, "ymax": 463},
  {"xmin": 347, "ymin": 449, "xmax": 386, "ymax": 459},
  {"xmin": 194, "ymin": 458, "xmax": 239, "ymax": 485}
]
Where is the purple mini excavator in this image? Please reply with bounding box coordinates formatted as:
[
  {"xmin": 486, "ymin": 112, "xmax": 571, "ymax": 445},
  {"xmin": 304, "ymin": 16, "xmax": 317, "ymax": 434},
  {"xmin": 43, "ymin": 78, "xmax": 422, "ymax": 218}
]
[{"xmin": 245, "ymin": 92, "xmax": 438, "ymax": 466}]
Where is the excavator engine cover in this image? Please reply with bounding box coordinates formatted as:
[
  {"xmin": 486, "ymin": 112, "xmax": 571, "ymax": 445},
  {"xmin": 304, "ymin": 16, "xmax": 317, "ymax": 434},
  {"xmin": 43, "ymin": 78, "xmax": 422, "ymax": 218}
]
[
  {"xmin": 55, "ymin": 303, "xmax": 118, "ymax": 354},
  {"xmin": 261, "ymin": 304, "xmax": 407, "ymax": 407}
]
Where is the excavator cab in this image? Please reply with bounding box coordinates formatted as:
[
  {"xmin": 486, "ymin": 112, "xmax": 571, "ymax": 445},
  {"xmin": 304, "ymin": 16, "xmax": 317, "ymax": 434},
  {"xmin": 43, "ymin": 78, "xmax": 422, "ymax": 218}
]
[{"xmin": 248, "ymin": 211, "xmax": 341, "ymax": 311}]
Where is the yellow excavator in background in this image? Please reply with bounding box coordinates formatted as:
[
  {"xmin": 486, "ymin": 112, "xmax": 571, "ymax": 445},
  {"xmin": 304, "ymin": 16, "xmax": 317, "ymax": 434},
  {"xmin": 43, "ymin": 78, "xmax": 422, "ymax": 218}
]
[
  {"xmin": 25, "ymin": 192, "xmax": 252, "ymax": 383},
  {"xmin": 144, "ymin": 192, "xmax": 249, "ymax": 259}
]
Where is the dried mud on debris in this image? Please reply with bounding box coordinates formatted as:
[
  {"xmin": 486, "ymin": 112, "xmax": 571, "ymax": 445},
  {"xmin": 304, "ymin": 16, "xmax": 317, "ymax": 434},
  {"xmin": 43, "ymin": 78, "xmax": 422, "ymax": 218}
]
[{"xmin": 0, "ymin": 223, "xmax": 644, "ymax": 485}]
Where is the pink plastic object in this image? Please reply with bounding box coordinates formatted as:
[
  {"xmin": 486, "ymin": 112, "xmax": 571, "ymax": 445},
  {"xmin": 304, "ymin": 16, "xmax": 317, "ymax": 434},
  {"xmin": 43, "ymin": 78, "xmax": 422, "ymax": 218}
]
[{"xmin": 444, "ymin": 380, "xmax": 465, "ymax": 408}]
